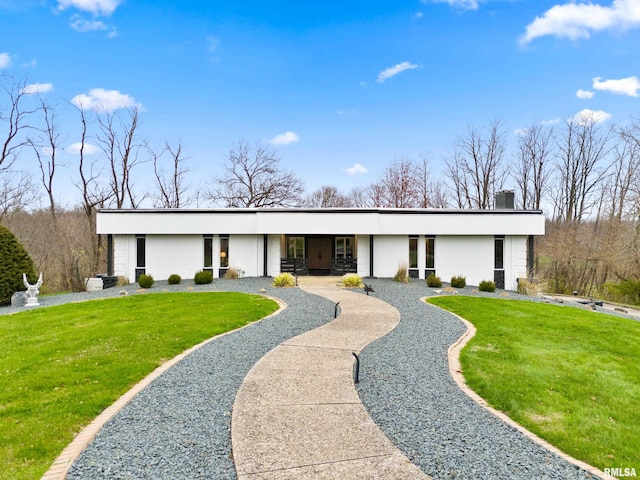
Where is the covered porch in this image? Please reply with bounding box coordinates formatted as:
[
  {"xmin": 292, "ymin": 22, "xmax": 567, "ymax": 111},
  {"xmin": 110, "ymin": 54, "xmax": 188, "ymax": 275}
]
[{"xmin": 280, "ymin": 235, "xmax": 358, "ymax": 276}]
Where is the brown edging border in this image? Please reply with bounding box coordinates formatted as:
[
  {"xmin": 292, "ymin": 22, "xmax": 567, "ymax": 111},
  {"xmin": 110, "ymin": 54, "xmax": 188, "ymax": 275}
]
[
  {"xmin": 422, "ymin": 297, "xmax": 614, "ymax": 480},
  {"xmin": 41, "ymin": 294, "xmax": 287, "ymax": 480}
]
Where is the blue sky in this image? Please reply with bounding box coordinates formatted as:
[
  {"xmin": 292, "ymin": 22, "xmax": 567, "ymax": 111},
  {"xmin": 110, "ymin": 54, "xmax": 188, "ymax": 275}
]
[{"xmin": 2, "ymin": 0, "xmax": 640, "ymax": 205}]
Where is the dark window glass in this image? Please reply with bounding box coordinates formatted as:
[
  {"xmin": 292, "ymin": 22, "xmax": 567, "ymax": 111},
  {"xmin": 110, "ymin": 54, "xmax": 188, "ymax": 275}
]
[
  {"xmin": 136, "ymin": 235, "xmax": 145, "ymax": 268},
  {"xmin": 495, "ymin": 237, "xmax": 504, "ymax": 269},
  {"xmin": 409, "ymin": 237, "xmax": 418, "ymax": 269},
  {"xmin": 204, "ymin": 237, "xmax": 213, "ymax": 268},
  {"xmin": 426, "ymin": 237, "xmax": 435, "ymax": 269}
]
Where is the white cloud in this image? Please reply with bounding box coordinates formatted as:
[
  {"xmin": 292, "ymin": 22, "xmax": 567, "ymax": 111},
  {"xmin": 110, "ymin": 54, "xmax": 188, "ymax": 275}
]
[
  {"xmin": 576, "ymin": 88, "xmax": 595, "ymax": 99},
  {"xmin": 520, "ymin": 0, "xmax": 640, "ymax": 44},
  {"xmin": 0, "ymin": 52, "xmax": 11, "ymax": 69},
  {"xmin": 206, "ymin": 35, "xmax": 220, "ymax": 53},
  {"xmin": 514, "ymin": 128, "xmax": 528, "ymax": 136},
  {"xmin": 22, "ymin": 83, "xmax": 54, "ymax": 95},
  {"xmin": 71, "ymin": 88, "xmax": 140, "ymax": 112},
  {"xmin": 572, "ymin": 108, "xmax": 612, "ymax": 124},
  {"xmin": 593, "ymin": 75, "xmax": 640, "ymax": 96},
  {"xmin": 338, "ymin": 110, "xmax": 356, "ymax": 115},
  {"xmin": 344, "ymin": 163, "xmax": 368, "ymax": 175},
  {"xmin": 57, "ymin": 0, "xmax": 122, "ymax": 16},
  {"xmin": 269, "ymin": 131, "xmax": 299, "ymax": 146},
  {"xmin": 71, "ymin": 17, "xmax": 107, "ymax": 32},
  {"xmin": 67, "ymin": 142, "xmax": 99, "ymax": 155},
  {"xmin": 377, "ymin": 61, "xmax": 420, "ymax": 83},
  {"xmin": 424, "ymin": 0, "xmax": 479, "ymax": 10},
  {"xmin": 542, "ymin": 117, "xmax": 561, "ymax": 125}
]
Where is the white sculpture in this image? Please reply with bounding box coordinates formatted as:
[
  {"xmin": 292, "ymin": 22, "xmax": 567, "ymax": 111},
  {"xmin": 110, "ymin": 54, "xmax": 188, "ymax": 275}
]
[{"xmin": 23, "ymin": 273, "xmax": 43, "ymax": 307}]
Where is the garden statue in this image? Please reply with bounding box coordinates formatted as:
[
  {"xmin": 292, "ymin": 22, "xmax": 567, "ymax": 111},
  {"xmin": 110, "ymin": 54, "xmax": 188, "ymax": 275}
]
[{"xmin": 23, "ymin": 273, "xmax": 43, "ymax": 307}]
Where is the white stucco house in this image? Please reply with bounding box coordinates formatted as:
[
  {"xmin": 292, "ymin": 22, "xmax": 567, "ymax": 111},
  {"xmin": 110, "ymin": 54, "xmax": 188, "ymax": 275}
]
[{"xmin": 96, "ymin": 202, "xmax": 545, "ymax": 291}]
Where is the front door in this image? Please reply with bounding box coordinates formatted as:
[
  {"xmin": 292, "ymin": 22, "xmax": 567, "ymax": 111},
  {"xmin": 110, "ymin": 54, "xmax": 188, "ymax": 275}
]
[{"xmin": 307, "ymin": 237, "xmax": 332, "ymax": 273}]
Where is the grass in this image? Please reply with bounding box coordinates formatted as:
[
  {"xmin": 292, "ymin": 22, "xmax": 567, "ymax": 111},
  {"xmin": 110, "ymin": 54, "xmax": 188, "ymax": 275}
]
[
  {"xmin": 0, "ymin": 292, "xmax": 278, "ymax": 480},
  {"xmin": 428, "ymin": 296, "xmax": 640, "ymax": 474}
]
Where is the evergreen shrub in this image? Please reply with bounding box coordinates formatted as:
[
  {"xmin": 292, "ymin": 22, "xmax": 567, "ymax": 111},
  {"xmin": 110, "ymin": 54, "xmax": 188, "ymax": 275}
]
[
  {"xmin": 194, "ymin": 270, "xmax": 213, "ymax": 285},
  {"xmin": 479, "ymin": 280, "xmax": 496, "ymax": 292},
  {"xmin": 0, "ymin": 224, "xmax": 36, "ymax": 305},
  {"xmin": 138, "ymin": 274, "xmax": 154, "ymax": 289}
]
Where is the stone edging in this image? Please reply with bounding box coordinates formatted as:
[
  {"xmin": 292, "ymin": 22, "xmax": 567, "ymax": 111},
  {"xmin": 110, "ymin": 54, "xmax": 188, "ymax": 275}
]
[
  {"xmin": 421, "ymin": 297, "xmax": 615, "ymax": 480},
  {"xmin": 41, "ymin": 294, "xmax": 287, "ymax": 480}
]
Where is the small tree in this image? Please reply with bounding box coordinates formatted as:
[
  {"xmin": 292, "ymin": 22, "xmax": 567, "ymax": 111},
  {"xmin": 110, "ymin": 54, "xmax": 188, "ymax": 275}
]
[{"xmin": 0, "ymin": 224, "xmax": 36, "ymax": 305}]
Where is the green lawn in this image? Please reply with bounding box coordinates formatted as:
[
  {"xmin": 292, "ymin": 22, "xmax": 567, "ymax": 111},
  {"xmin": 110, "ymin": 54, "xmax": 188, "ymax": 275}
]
[
  {"xmin": 428, "ymin": 296, "xmax": 640, "ymax": 475},
  {"xmin": 0, "ymin": 292, "xmax": 278, "ymax": 480}
]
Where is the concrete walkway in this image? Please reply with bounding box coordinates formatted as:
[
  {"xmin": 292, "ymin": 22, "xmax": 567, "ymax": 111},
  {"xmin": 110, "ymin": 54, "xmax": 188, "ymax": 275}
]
[{"xmin": 231, "ymin": 284, "xmax": 430, "ymax": 479}]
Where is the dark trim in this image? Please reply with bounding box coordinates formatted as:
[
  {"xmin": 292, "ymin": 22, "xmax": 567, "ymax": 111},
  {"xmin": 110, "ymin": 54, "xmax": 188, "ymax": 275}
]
[
  {"xmin": 98, "ymin": 207, "xmax": 544, "ymax": 215},
  {"xmin": 263, "ymin": 234, "xmax": 268, "ymax": 277},
  {"xmin": 369, "ymin": 235, "xmax": 374, "ymax": 277},
  {"xmin": 107, "ymin": 234, "xmax": 113, "ymax": 276},
  {"xmin": 527, "ymin": 235, "xmax": 535, "ymax": 277}
]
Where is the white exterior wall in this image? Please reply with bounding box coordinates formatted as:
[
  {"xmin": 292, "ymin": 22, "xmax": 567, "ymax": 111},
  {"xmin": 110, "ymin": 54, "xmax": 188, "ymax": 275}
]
[
  {"xmin": 436, "ymin": 236, "xmax": 494, "ymax": 287},
  {"xmin": 267, "ymin": 235, "xmax": 281, "ymax": 277},
  {"xmin": 147, "ymin": 235, "xmax": 202, "ymax": 280},
  {"xmin": 229, "ymin": 235, "xmax": 261, "ymax": 277},
  {"xmin": 357, "ymin": 236, "xmax": 371, "ymax": 277},
  {"xmin": 113, "ymin": 234, "xmax": 131, "ymax": 280},
  {"xmin": 507, "ymin": 236, "xmax": 529, "ymax": 291},
  {"xmin": 373, "ymin": 236, "xmax": 408, "ymax": 278},
  {"xmin": 101, "ymin": 209, "xmax": 543, "ymax": 289}
]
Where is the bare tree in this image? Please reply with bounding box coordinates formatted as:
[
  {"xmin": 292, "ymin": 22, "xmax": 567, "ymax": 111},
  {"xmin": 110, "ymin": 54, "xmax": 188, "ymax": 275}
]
[
  {"xmin": 370, "ymin": 157, "xmax": 421, "ymax": 208},
  {"xmin": 551, "ymin": 113, "xmax": 614, "ymax": 222},
  {"xmin": 445, "ymin": 119, "xmax": 508, "ymax": 209},
  {"xmin": 1, "ymin": 75, "xmax": 38, "ymax": 171},
  {"xmin": 29, "ymin": 99, "xmax": 61, "ymax": 217},
  {"xmin": 151, "ymin": 141, "xmax": 192, "ymax": 208},
  {"xmin": 207, "ymin": 140, "xmax": 304, "ymax": 208},
  {"xmin": 96, "ymin": 106, "xmax": 147, "ymax": 208},
  {"xmin": 599, "ymin": 129, "xmax": 639, "ymax": 220},
  {"xmin": 513, "ymin": 123, "xmax": 554, "ymax": 210},
  {"xmin": 0, "ymin": 75, "xmax": 38, "ymax": 216},
  {"xmin": 415, "ymin": 152, "xmax": 448, "ymax": 208},
  {"xmin": 304, "ymin": 185, "xmax": 351, "ymax": 207},
  {"xmin": 0, "ymin": 171, "xmax": 36, "ymax": 220}
]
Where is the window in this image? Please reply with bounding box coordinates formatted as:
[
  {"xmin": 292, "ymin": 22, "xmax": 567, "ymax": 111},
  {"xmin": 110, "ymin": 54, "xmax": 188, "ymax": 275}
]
[
  {"xmin": 135, "ymin": 235, "xmax": 145, "ymax": 280},
  {"xmin": 287, "ymin": 237, "xmax": 304, "ymax": 258},
  {"xmin": 495, "ymin": 236, "xmax": 504, "ymax": 269},
  {"xmin": 409, "ymin": 237, "xmax": 418, "ymax": 269},
  {"xmin": 335, "ymin": 237, "xmax": 354, "ymax": 258},
  {"xmin": 203, "ymin": 235, "xmax": 213, "ymax": 273},
  {"xmin": 220, "ymin": 235, "xmax": 229, "ymax": 268},
  {"xmin": 426, "ymin": 236, "xmax": 435, "ymax": 269}
]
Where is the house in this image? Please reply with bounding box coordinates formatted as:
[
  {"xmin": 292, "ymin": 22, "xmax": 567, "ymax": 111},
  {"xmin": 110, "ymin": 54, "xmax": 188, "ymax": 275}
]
[{"xmin": 96, "ymin": 202, "xmax": 545, "ymax": 291}]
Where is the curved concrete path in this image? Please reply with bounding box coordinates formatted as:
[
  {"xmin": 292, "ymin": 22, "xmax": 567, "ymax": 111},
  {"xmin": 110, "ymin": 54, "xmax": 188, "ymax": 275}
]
[{"xmin": 231, "ymin": 285, "xmax": 430, "ymax": 479}]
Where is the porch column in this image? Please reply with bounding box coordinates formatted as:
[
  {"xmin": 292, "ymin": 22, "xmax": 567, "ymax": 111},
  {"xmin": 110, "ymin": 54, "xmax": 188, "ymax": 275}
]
[{"xmin": 369, "ymin": 235, "xmax": 374, "ymax": 277}]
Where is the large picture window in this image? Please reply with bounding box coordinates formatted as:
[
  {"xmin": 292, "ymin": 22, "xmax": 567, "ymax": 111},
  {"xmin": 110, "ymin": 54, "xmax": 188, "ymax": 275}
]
[
  {"xmin": 287, "ymin": 237, "xmax": 304, "ymax": 258},
  {"xmin": 335, "ymin": 237, "xmax": 354, "ymax": 259}
]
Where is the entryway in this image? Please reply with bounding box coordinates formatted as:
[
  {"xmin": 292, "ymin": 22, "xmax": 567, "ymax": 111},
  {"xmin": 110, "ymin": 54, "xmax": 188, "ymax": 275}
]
[{"xmin": 307, "ymin": 237, "xmax": 332, "ymax": 275}]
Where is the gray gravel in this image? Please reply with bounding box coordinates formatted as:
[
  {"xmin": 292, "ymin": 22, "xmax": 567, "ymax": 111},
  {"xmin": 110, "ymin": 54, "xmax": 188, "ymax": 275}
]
[
  {"xmin": 355, "ymin": 279, "xmax": 602, "ymax": 480},
  {"xmin": 3, "ymin": 278, "xmax": 609, "ymax": 479},
  {"xmin": 57, "ymin": 279, "xmax": 335, "ymax": 480}
]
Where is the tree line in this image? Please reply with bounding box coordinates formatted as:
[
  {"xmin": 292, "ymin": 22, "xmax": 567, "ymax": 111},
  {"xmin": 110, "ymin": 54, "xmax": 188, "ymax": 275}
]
[{"xmin": 1, "ymin": 74, "xmax": 639, "ymax": 301}]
